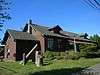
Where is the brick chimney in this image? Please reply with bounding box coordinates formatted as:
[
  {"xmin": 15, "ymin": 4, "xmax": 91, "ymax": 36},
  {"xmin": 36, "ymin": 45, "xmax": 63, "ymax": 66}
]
[
  {"xmin": 29, "ymin": 19, "xmax": 32, "ymax": 25},
  {"xmin": 27, "ymin": 19, "xmax": 32, "ymax": 33}
]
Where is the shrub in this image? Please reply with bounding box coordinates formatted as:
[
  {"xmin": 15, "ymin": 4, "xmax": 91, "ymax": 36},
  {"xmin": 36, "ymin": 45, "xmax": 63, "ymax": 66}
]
[
  {"xmin": 79, "ymin": 52, "xmax": 87, "ymax": 57},
  {"xmin": 65, "ymin": 51, "xmax": 80, "ymax": 60},
  {"xmin": 80, "ymin": 44, "xmax": 97, "ymax": 53},
  {"xmin": 44, "ymin": 50, "xmax": 66, "ymax": 60},
  {"xmin": 44, "ymin": 51, "xmax": 55, "ymax": 60},
  {"xmin": 80, "ymin": 44, "xmax": 100, "ymax": 58},
  {"xmin": 86, "ymin": 52, "xmax": 100, "ymax": 58}
]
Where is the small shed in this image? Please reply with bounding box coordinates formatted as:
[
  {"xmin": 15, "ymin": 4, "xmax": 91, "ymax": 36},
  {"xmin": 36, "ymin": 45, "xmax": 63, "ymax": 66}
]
[{"xmin": 2, "ymin": 29, "xmax": 40, "ymax": 61}]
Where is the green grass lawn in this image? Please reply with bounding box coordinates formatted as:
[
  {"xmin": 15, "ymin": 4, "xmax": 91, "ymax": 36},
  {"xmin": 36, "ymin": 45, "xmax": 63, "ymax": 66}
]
[{"xmin": 0, "ymin": 58, "xmax": 100, "ymax": 75}]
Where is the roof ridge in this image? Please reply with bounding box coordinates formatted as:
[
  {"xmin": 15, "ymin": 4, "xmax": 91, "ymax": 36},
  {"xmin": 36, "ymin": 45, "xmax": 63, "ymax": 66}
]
[
  {"xmin": 31, "ymin": 23, "xmax": 49, "ymax": 28},
  {"xmin": 5, "ymin": 29, "xmax": 37, "ymax": 41},
  {"xmin": 7, "ymin": 29, "xmax": 22, "ymax": 32},
  {"xmin": 7, "ymin": 29, "xmax": 29, "ymax": 33}
]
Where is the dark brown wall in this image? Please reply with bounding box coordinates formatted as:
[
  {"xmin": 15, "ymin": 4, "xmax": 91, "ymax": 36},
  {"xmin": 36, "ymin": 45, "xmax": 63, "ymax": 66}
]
[
  {"xmin": 5, "ymin": 35, "xmax": 16, "ymax": 60},
  {"xmin": 45, "ymin": 36, "xmax": 69, "ymax": 52},
  {"xmin": 27, "ymin": 25, "xmax": 45, "ymax": 54},
  {"xmin": 26, "ymin": 25, "xmax": 70, "ymax": 53},
  {"xmin": 16, "ymin": 40, "xmax": 39, "ymax": 61}
]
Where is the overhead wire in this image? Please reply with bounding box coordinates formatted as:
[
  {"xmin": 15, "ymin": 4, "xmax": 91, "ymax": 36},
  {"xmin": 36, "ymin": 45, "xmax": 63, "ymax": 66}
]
[
  {"xmin": 83, "ymin": 0, "xmax": 100, "ymax": 9},
  {"xmin": 94, "ymin": 0, "xmax": 100, "ymax": 6},
  {"xmin": 83, "ymin": 0, "xmax": 96, "ymax": 8},
  {"xmin": 88, "ymin": 0, "xmax": 98, "ymax": 8}
]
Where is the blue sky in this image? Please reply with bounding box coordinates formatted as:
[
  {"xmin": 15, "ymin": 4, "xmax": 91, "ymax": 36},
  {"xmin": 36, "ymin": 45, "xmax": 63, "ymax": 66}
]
[{"xmin": 0, "ymin": 0, "xmax": 100, "ymax": 39}]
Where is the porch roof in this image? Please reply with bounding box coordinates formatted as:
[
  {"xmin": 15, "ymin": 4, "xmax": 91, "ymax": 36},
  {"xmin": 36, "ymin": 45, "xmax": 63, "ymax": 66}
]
[
  {"xmin": 2, "ymin": 29, "xmax": 37, "ymax": 44},
  {"xmin": 8, "ymin": 29, "xmax": 37, "ymax": 40}
]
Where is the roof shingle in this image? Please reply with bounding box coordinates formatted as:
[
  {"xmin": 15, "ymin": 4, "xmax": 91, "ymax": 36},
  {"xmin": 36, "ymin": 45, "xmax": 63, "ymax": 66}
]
[
  {"xmin": 30, "ymin": 24, "xmax": 95, "ymax": 43},
  {"xmin": 7, "ymin": 29, "xmax": 37, "ymax": 40}
]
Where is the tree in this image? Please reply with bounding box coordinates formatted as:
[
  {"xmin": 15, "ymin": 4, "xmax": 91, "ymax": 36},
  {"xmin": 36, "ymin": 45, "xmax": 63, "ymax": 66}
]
[
  {"xmin": 79, "ymin": 33, "xmax": 88, "ymax": 39},
  {"xmin": 90, "ymin": 34, "xmax": 100, "ymax": 48},
  {"xmin": 0, "ymin": 0, "xmax": 11, "ymax": 30},
  {"xmin": 83, "ymin": 0, "xmax": 100, "ymax": 9}
]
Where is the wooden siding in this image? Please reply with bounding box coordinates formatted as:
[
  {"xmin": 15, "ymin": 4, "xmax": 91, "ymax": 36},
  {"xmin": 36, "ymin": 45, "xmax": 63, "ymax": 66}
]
[
  {"xmin": 45, "ymin": 36, "xmax": 70, "ymax": 52},
  {"xmin": 27, "ymin": 25, "xmax": 45, "ymax": 54},
  {"xmin": 5, "ymin": 34, "xmax": 16, "ymax": 60}
]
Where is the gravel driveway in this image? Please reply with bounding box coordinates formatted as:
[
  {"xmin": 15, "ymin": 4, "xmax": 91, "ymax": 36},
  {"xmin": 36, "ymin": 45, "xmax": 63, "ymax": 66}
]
[{"xmin": 73, "ymin": 64, "xmax": 100, "ymax": 75}]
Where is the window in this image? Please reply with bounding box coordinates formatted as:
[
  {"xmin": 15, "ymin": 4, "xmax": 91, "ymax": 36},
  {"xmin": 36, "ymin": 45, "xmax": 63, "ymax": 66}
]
[
  {"xmin": 47, "ymin": 38, "xmax": 54, "ymax": 49},
  {"xmin": 58, "ymin": 39, "xmax": 62, "ymax": 50}
]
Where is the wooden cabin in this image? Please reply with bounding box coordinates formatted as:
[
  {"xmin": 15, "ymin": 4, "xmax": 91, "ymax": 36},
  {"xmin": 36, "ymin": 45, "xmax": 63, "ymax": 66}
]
[{"xmin": 1, "ymin": 20, "xmax": 95, "ymax": 61}]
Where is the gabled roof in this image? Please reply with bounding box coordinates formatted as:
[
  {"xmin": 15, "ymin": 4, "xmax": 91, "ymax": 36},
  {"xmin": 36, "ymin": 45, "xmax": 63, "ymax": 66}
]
[
  {"xmin": 60, "ymin": 31, "xmax": 80, "ymax": 38},
  {"xmin": 22, "ymin": 20, "xmax": 95, "ymax": 44},
  {"xmin": 48, "ymin": 25, "xmax": 62, "ymax": 31},
  {"xmin": 60, "ymin": 31, "xmax": 95, "ymax": 43},
  {"xmin": 30, "ymin": 24, "xmax": 83, "ymax": 39},
  {"xmin": 2, "ymin": 29, "xmax": 37, "ymax": 44},
  {"xmin": 29, "ymin": 24, "xmax": 95, "ymax": 44},
  {"xmin": 31, "ymin": 24, "xmax": 66, "ymax": 38}
]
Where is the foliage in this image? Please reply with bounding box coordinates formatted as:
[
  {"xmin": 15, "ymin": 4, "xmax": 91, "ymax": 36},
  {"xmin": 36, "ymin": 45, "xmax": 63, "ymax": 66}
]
[
  {"xmin": 44, "ymin": 50, "xmax": 81, "ymax": 60},
  {"xmin": 0, "ymin": 58, "xmax": 100, "ymax": 75},
  {"xmin": 64, "ymin": 51, "xmax": 80, "ymax": 60},
  {"xmin": 79, "ymin": 34, "xmax": 100, "ymax": 58},
  {"xmin": 90, "ymin": 34, "xmax": 100, "ymax": 48},
  {"xmin": 0, "ymin": 0, "xmax": 11, "ymax": 30},
  {"xmin": 79, "ymin": 33, "xmax": 88, "ymax": 39},
  {"xmin": 80, "ymin": 44, "xmax": 97, "ymax": 53},
  {"xmin": 44, "ymin": 50, "xmax": 65, "ymax": 61},
  {"xmin": 44, "ymin": 51, "xmax": 55, "ymax": 60},
  {"xmin": 79, "ymin": 44, "xmax": 100, "ymax": 58}
]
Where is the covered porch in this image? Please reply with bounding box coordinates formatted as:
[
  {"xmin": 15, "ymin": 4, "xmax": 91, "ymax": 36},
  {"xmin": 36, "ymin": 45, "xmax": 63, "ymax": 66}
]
[
  {"xmin": 16, "ymin": 40, "xmax": 40, "ymax": 61},
  {"xmin": 68, "ymin": 37, "xmax": 96, "ymax": 52}
]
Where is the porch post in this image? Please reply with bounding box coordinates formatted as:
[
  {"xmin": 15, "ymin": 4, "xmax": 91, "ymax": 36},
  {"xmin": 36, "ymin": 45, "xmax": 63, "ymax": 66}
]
[
  {"xmin": 22, "ymin": 53, "xmax": 26, "ymax": 65},
  {"xmin": 20, "ymin": 53, "xmax": 26, "ymax": 65},
  {"xmin": 35, "ymin": 51, "xmax": 43, "ymax": 67},
  {"xmin": 74, "ymin": 37, "xmax": 77, "ymax": 52},
  {"xmin": 35, "ymin": 51, "xmax": 40, "ymax": 67}
]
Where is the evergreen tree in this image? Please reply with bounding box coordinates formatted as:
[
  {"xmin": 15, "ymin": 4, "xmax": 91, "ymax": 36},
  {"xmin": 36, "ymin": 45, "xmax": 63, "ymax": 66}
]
[
  {"xmin": 90, "ymin": 34, "xmax": 100, "ymax": 48},
  {"xmin": 0, "ymin": 0, "xmax": 11, "ymax": 30}
]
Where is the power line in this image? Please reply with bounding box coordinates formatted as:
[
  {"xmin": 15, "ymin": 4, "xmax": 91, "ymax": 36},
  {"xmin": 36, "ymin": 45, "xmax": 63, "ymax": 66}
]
[
  {"xmin": 94, "ymin": 0, "xmax": 100, "ymax": 6},
  {"xmin": 83, "ymin": 0, "xmax": 96, "ymax": 8},
  {"xmin": 88, "ymin": 0, "xmax": 98, "ymax": 8}
]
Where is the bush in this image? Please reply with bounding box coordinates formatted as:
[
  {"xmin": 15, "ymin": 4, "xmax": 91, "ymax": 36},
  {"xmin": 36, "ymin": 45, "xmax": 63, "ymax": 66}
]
[
  {"xmin": 65, "ymin": 51, "xmax": 80, "ymax": 60},
  {"xmin": 44, "ymin": 50, "xmax": 81, "ymax": 60},
  {"xmin": 80, "ymin": 44, "xmax": 97, "ymax": 53},
  {"xmin": 44, "ymin": 51, "xmax": 55, "ymax": 60},
  {"xmin": 80, "ymin": 44, "xmax": 100, "ymax": 58},
  {"xmin": 84, "ymin": 52, "xmax": 100, "ymax": 58},
  {"xmin": 44, "ymin": 50, "xmax": 66, "ymax": 61}
]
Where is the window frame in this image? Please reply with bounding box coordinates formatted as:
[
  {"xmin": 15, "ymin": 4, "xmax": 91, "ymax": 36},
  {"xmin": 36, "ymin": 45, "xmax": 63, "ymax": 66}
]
[{"xmin": 47, "ymin": 38, "xmax": 54, "ymax": 49}]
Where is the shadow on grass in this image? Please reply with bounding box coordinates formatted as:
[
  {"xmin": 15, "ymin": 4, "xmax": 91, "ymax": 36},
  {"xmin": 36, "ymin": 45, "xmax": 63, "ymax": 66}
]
[
  {"xmin": 30, "ymin": 67, "xmax": 86, "ymax": 75},
  {"xmin": 0, "ymin": 66, "xmax": 17, "ymax": 73}
]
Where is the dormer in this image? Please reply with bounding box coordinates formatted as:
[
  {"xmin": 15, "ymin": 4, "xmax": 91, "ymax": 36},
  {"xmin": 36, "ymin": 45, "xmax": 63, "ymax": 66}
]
[{"xmin": 48, "ymin": 25, "xmax": 62, "ymax": 33}]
